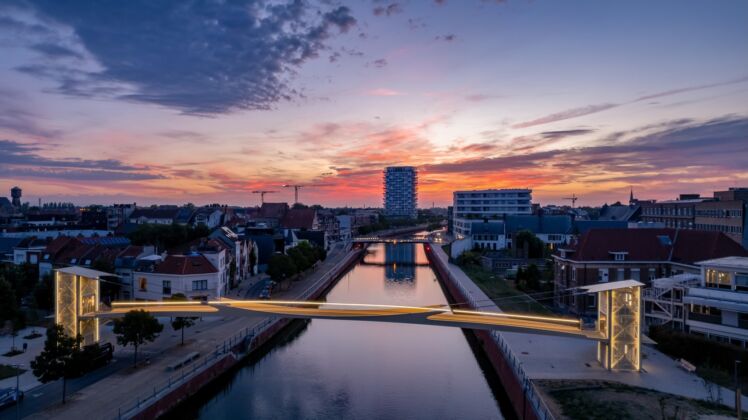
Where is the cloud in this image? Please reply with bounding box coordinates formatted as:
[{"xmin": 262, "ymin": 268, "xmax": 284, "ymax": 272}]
[
  {"xmin": 540, "ymin": 129, "xmax": 595, "ymax": 139},
  {"xmin": 0, "ymin": 139, "xmax": 162, "ymax": 180},
  {"xmin": 512, "ymin": 76, "xmax": 748, "ymax": 129},
  {"xmin": 427, "ymin": 116, "xmax": 748, "ymax": 179},
  {"xmin": 0, "ymin": 89, "xmax": 62, "ymax": 138},
  {"xmin": 513, "ymin": 103, "xmax": 619, "ymax": 129},
  {"xmin": 29, "ymin": 42, "xmax": 83, "ymax": 59},
  {"xmin": 365, "ymin": 88, "xmax": 403, "ymax": 96},
  {"xmin": 373, "ymin": 3, "xmax": 403, "ymax": 17},
  {"xmin": 435, "ymin": 34, "xmax": 456, "ymax": 42},
  {"xmin": 368, "ymin": 58, "xmax": 388, "ymax": 68},
  {"xmin": 12, "ymin": 1, "xmax": 357, "ymax": 114}
]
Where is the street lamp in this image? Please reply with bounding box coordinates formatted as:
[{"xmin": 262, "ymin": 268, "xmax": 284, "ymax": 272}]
[{"xmin": 15, "ymin": 363, "xmax": 22, "ymax": 420}]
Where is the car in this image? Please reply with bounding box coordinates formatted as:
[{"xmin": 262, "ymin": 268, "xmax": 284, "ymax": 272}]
[
  {"xmin": 0, "ymin": 388, "xmax": 24, "ymax": 409},
  {"xmin": 258, "ymin": 289, "xmax": 271, "ymax": 300}
]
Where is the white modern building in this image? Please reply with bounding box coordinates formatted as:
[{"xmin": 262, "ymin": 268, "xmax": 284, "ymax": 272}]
[
  {"xmin": 383, "ymin": 166, "xmax": 418, "ymax": 219},
  {"xmin": 452, "ymin": 189, "xmax": 532, "ymax": 238},
  {"xmin": 643, "ymin": 256, "xmax": 748, "ymax": 347}
]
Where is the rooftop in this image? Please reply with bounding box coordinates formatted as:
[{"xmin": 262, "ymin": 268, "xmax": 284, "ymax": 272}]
[{"xmin": 697, "ymin": 256, "xmax": 748, "ymax": 270}]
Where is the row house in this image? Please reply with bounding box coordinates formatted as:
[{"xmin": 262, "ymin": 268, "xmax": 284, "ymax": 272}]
[
  {"xmin": 553, "ymin": 228, "xmax": 748, "ymax": 315},
  {"xmin": 169, "ymin": 238, "xmax": 228, "ymax": 296},
  {"xmin": 210, "ymin": 227, "xmax": 257, "ymax": 286},
  {"xmin": 133, "ymin": 253, "xmax": 223, "ymax": 301},
  {"xmin": 192, "ymin": 206, "xmax": 224, "ymax": 229},
  {"xmin": 129, "ymin": 206, "xmax": 181, "ymax": 225}
]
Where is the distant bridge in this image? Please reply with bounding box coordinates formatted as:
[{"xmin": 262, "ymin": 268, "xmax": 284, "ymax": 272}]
[{"xmin": 352, "ymin": 237, "xmax": 431, "ymax": 244}]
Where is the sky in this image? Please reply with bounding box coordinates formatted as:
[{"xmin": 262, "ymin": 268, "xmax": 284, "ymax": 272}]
[{"xmin": 0, "ymin": 0, "xmax": 746, "ymax": 208}]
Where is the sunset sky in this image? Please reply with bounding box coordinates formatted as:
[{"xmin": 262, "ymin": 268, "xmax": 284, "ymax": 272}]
[{"xmin": 0, "ymin": 0, "xmax": 746, "ymax": 208}]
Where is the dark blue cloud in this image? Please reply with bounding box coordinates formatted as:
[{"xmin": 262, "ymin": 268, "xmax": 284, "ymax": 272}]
[
  {"xmin": 0, "ymin": 139, "xmax": 162, "ymax": 180},
  {"xmin": 424, "ymin": 116, "xmax": 748, "ymax": 176},
  {"xmin": 13, "ymin": 1, "xmax": 357, "ymax": 114}
]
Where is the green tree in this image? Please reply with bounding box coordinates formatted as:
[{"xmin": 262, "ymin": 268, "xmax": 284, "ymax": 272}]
[
  {"xmin": 30, "ymin": 324, "xmax": 86, "ymax": 404},
  {"xmin": 513, "ymin": 230, "xmax": 545, "ymax": 259},
  {"xmin": 517, "ymin": 264, "xmax": 542, "ymax": 291},
  {"xmin": 112, "ymin": 310, "xmax": 164, "ymax": 367},
  {"xmin": 0, "ymin": 277, "xmax": 18, "ymax": 324},
  {"xmin": 267, "ymin": 254, "xmax": 298, "ymax": 282},
  {"xmin": 167, "ymin": 294, "xmax": 197, "ymax": 346},
  {"xmin": 33, "ymin": 273, "xmax": 55, "ymax": 311}
]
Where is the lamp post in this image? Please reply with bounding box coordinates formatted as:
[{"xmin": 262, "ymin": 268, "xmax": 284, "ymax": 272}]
[
  {"xmin": 15, "ymin": 363, "xmax": 22, "ymax": 420},
  {"xmin": 737, "ymin": 360, "xmax": 743, "ymax": 420}
]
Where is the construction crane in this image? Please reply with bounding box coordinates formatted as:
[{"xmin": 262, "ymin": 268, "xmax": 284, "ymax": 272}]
[
  {"xmin": 282, "ymin": 184, "xmax": 333, "ymax": 204},
  {"xmin": 252, "ymin": 190, "xmax": 277, "ymax": 204},
  {"xmin": 564, "ymin": 194, "xmax": 579, "ymax": 208}
]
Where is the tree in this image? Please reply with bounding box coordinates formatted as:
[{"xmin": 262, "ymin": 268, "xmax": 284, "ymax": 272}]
[
  {"xmin": 30, "ymin": 324, "xmax": 85, "ymax": 404},
  {"xmin": 33, "ymin": 273, "xmax": 55, "ymax": 311},
  {"xmin": 167, "ymin": 294, "xmax": 197, "ymax": 346},
  {"xmin": 267, "ymin": 254, "xmax": 298, "ymax": 283},
  {"xmin": 0, "ymin": 277, "xmax": 18, "ymax": 325},
  {"xmin": 112, "ymin": 310, "xmax": 163, "ymax": 367},
  {"xmin": 513, "ymin": 230, "xmax": 545, "ymax": 259},
  {"xmin": 517, "ymin": 264, "xmax": 542, "ymax": 292}
]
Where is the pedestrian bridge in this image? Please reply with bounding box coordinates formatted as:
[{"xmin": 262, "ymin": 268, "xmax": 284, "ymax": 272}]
[
  {"xmin": 352, "ymin": 237, "xmax": 431, "ymax": 244},
  {"xmin": 90, "ymin": 299, "xmax": 604, "ymax": 341},
  {"xmin": 55, "ymin": 265, "xmax": 643, "ymax": 371}
]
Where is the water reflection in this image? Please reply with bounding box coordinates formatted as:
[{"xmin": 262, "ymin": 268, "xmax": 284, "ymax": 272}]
[
  {"xmin": 384, "ymin": 243, "xmax": 416, "ymax": 282},
  {"xmin": 190, "ymin": 243, "xmax": 505, "ymax": 420}
]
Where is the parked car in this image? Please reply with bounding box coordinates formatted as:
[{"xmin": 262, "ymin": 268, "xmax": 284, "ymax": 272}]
[
  {"xmin": 0, "ymin": 388, "xmax": 23, "ymax": 409},
  {"xmin": 258, "ymin": 289, "xmax": 271, "ymax": 300}
]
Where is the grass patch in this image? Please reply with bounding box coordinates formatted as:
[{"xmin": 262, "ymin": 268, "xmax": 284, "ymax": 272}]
[
  {"xmin": 2, "ymin": 349, "xmax": 23, "ymax": 357},
  {"xmin": 461, "ymin": 264, "xmax": 552, "ymax": 315},
  {"xmin": 539, "ymin": 379, "xmax": 739, "ymax": 420},
  {"xmin": 0, "ymin": 364, "xmax": 25, "ymax": 380}
]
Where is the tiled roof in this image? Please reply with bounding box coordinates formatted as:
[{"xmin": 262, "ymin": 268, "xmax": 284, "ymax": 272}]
[
  {"xmin": 573, "ymin": 220, "xmax": 628, "ymax": 234},
  {"xmin": 154, "ymin": 254, "xmax": 218, "ymax": 275},
  {"xmin": 564, "ymin": 228, "xmax": 748, "ymax": 264},
  {"xmin": 598, "ymin": 204, "xmax": 640, "ymax": 221},
  {"xmin": 280, "ymin": 208, "xmax": 316, "ymax": 229},
  {"xmin": 130, "ymin": 207, "xmax": 180, "ymax": 220},
  {"xmin": 258, "ymin": 202, "xmax": 289, "ymax": 219},
  {"xmin": 80, "ymin": 236, "xmax": 131, "ymax": 247}
]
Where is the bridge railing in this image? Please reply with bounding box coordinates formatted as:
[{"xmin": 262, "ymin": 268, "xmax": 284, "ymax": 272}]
[
  {"xmin": 113, "ymin": 316, "xmax": 277, "ymax": 420},
  {"xmin": 441, "ymin": 253, "xmax": 555, "ymax": 420}
]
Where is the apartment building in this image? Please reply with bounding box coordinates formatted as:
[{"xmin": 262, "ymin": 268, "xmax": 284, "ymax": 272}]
[
  {"xmin": 383, "ymin": 166, "xmax": 418, "ymax": 219},
  {"xmin": 695, "ymin": 188, "xmax": 748, "ymax": 247},
  {"xmin": 640, "ymin": 194, "xmax": 707, "ymax": 229},
  {"xmin": 452, "ymin": 189, "xmax": 532, "ymax": 238}
]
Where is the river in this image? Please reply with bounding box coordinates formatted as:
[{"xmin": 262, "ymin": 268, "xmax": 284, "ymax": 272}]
[{"xmin": 181, "ymin": 242, "xmax": 511, "ymax": 419}]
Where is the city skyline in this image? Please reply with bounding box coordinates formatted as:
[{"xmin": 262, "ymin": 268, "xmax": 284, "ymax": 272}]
[{"xmin": 0, "ymin": 0, "xmax": 747, "ymax": 207}]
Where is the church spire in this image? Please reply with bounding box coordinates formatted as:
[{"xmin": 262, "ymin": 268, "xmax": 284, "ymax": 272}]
[{"xmin": 629, "ymin": 187, "xmax": 635, "ymax": 205}]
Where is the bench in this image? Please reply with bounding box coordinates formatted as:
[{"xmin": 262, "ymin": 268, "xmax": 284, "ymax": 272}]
[
  {"xmin": 678, "ymin": 358, "xmax": 696, "ymax": 373},
  {"xmin": 166, "ymin": 351, "xmax": 200, "ymax": 371}
]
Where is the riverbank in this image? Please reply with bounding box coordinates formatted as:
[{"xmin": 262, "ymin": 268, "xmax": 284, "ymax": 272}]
[
  {"xmin": 27, "ymin": 243, "xmax": 363, "ymax": 420},
  {"xmin": 426, "ymin": 244, "xmax": 748, "ymax": 419}
]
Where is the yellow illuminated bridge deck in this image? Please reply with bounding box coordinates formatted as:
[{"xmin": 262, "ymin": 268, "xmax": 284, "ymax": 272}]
[{"xmin": 87, "ymin": 300, "xmax": 605, "ymax": 341}]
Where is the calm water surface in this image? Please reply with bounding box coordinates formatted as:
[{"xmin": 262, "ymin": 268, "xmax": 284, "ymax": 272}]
[{"xmin": 193, "ymin": 243, "xmax": 508, "ymax": 419}]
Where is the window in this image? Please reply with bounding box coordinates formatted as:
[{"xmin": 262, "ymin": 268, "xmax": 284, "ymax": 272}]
[
  {"xmin": 736, "ymin": 273, "xmax": 748, "ymax": 292},
  {"xmin": 192, "ymin": 280, "xmax": 208, "ymax": 291},
  {"xmin": 630, "ymin": 269, "xmax": 640, "ymax": 281},
  {"xmin": 705, "ymin": 269, "xmax": 731, "ymax": 289},
  {"xmin": 139, "ymin": 277, "xmax": 147, "ymax": 291},
  {"xmin": 598, "ymin": 269, "xmax": 609, "ymax": 283},
  {"xmin": 162, "ymin": 280, "xmax": 172, "ymax": 295}
]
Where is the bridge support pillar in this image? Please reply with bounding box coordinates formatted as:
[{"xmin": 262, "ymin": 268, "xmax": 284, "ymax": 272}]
[
  {"xmin": 55, "ymin": 267, "xmax": 104, "ymax": 345},
  {"xmin": 596, "ymin": 285, "xmax": 641, "ymax": 371}
]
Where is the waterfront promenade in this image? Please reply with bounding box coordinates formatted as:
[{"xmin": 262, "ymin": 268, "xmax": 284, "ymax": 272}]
[{"xmin": 16, "ymin": 242, "xmax": 354, "ymax": 420}]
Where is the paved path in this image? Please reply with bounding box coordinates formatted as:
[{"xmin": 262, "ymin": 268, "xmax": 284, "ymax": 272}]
[
  {"xmin": 0, "ymin": 327, "xmax": 47, "ymax": 393},
  {"xmin": 3, "ymin": 242, "xmax": 353, "ymax": 420},
  {"xmin": 433, "ymin": 245, "xmax": 748, "ymax": 410}
]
